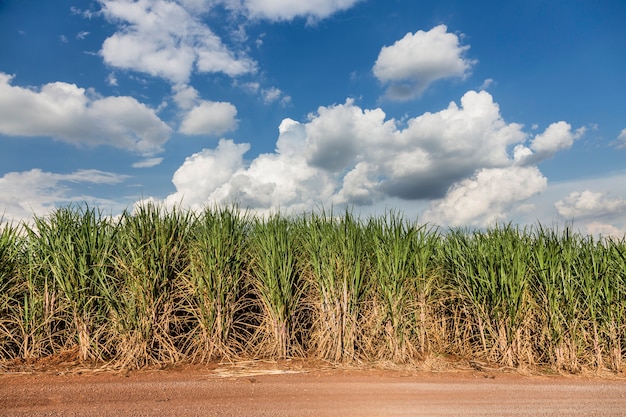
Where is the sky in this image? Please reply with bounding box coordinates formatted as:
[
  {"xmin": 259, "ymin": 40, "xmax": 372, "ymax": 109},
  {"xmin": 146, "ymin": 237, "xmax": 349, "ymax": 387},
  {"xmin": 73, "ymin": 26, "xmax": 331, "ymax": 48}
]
[{"xmin": 1, "ymin": 0, "xmax": 625, "ymax": 236}]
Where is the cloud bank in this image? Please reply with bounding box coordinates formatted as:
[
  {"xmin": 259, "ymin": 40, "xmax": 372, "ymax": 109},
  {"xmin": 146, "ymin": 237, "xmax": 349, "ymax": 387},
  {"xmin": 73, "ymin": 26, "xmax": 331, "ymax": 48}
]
[
  {"xmin": 0, "ymin": 169, "xmax": 128, "ymax": 224},
  {"xmin": 555, "ymin": 190, "xmax": 626, "ymax": 219},
  {"xmin": 162, "ymin": 90, "xmax": 576, "ymax": 227},
  {"xmin": 98, "ymin": 0, "xmax": 360, "ymax": 85},
  {"xmin": 0, "ymin": 73, "xmax": 171, "ymax": 155}
]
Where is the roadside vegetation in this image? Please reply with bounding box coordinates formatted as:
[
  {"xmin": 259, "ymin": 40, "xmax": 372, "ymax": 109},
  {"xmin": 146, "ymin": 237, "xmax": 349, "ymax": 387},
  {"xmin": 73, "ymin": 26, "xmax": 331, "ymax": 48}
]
[{"xmin": 1, "ymin": 204, "xmax": 625, "ymax": 373}]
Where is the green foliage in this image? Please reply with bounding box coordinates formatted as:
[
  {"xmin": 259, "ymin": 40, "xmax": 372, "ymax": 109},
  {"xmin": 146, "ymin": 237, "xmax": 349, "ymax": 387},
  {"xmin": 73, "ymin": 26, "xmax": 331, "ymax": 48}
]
[
  {"xmin": 301, "ymin": 210, "xmax": 369, "ymax": 362},
  {"xmin": 185, "ymin": 205, "xmax": 249, "ymax": 361},
  {"xmin": 443, "ymin": 225, "xmax": 533, "ymax": 365},
  {"xmin": 367, "ymin": 212, "xmax": 419, "ymax": 361},
  {"xmin": 27, "ymin": 205, "xmax": 117, "ymax": 361},
  {"xmin": 106, "ymin": 202, "xmax": 192, "ymax": 368},
  {"xmin": 248, "ymin": 213, "xmax": 302, "ymax": 358},
  {"xmin": 1, "ymin": 205, "xmax": 625, "ymax": 373}
]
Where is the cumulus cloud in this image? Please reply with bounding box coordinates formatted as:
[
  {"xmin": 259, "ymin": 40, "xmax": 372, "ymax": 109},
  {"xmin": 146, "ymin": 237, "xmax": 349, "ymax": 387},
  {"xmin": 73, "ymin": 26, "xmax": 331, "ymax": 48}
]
[
  {"xmin": 0, "ymin": 73, "xmax": 171, "ymax": 155},
  {"xmin": 231, "ymin": 0, "xmax": 362, "ymax": 22},
  {"xmin": 164, "ymin": 119, "xmax": 337, "ymax": 212},
  {"xmin": 422, "ymin": 166, "xmax": 547, "ymax": 227},
  {"xmin": 165, "ymin": 139, "xmax": 251, "ymax": 208},
  {"xmin": 373, "ymin": 25, "xmax": 476, "ymax": 100},
  {"xmin": 530, "ymin": 122, "xmax": 581, "ymax": 156},
  {"xmin": 171, "ymin": 83, "xmax": 239, "ymax": 135},
  {"xmin": 555, "ymin": 190, "xmax": 626, "ymax": 219},
  {"xmin": 0, "ymin": 169, "xmax": 128, "ymax": 225},
  {"xmin": 584, "ymin": 222, "xmax": 625, "ymax": 238},
  {"xmin": 388, "ymin": 91, "xmax": 526, "ymax": 198},
  {"xmin": 513, "ymin": 122, "xmax": 585, "ymax": 165},
  {"xmin": 172, "ymin": 84, "xmax": 200, "ymax": 110},
  {"xmin": 161, "ymin": 90, "xmax": 566, "ymax": 227},
  {"xmin": 98, "ymin": 0, "xmax": 257, "ymax": 84},
  {"xmin": 144, "ymin": 0, "xmax": 360, "ymax": 21},
  {"xmin": 179, "ymin": 100, "xmax": 238, "ymax": 135}
]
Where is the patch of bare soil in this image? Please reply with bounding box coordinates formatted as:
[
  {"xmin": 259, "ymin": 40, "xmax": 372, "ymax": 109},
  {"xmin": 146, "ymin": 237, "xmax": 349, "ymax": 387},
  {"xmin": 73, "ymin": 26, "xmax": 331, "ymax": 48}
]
[{"xmin": 2, "ymin": 358, "xmax": 626, "ymax": 416}]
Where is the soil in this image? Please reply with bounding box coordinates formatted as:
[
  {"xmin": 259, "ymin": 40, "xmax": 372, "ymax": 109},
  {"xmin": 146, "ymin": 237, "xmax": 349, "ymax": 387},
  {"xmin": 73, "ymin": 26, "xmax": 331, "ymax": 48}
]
[{"xmin": 2, "ymin": 359, "xmax": 626, "ymax": 416}]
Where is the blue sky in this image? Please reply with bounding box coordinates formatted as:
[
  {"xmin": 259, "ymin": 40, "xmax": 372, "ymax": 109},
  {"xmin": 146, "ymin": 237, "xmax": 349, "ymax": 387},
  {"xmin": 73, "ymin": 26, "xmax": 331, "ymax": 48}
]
[{"xmin": 1, "ymin": 0, "xmax": 625, "ymax": 235}]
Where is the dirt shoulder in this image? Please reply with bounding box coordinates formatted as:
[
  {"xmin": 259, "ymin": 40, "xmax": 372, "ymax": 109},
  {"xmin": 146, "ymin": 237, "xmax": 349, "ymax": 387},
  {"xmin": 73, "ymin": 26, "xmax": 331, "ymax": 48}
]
[{"xmin": 2, "ymin": 361, "xmax": 626, "ymax": 417}]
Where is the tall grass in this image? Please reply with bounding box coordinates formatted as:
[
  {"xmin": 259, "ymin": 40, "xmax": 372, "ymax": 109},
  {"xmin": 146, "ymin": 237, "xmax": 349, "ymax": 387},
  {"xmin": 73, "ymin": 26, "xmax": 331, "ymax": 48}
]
[
  {"xmin": 27, "ymin": 206, "xmax": 116, "ymax": 361},
  {"xmin": 0, "ymin": 221, "xmax": 20, "ymax": 359},
  {"xmin": 248, "ymin": 213, "xmax": 303, "ymax": 358},
  {"xmin": 443, "ymin": 225, "xmax": 533, "ymax": 366},
  {"xmin": 301, "ymin": 210, "xmax": 369, "ymax": 362},
  {"xmin": 184, "ymin": 206, "xmax": 249, "ymax": 361},
  {"xmin": 531, "ymin": 228, "xmax": 626, "ymax": 371},
  {"xmin": 0, "ymin": 221, "xmax": 19, "ymax": 301},
  {"xmin": 1, "ymin": 204, "xmax": 625, "ymax": 373},
  {"xmin": 6, "ymin": 234, "xmax": 62, "ymax": 360},
  {"xmin": 367, "ymin": 212, "xmax": 419, "ymax": 362},
  {"xmin": 409, "ymin": 222, "xmax": 442, "ymax": 356},
  {"xmin": 104, "ymin": 203, "xmax": 191, "ymax": 368},
  {"xmin": 606, "ymin": 238, "xmax": 626, "ymax": 370}
]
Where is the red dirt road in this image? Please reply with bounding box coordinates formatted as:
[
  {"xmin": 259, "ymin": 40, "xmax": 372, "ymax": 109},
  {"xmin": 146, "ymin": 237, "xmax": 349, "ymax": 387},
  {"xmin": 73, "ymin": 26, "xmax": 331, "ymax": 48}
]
[{"xmin": 2, "ymin": 365, "xmax": 626, "ymax": 416}]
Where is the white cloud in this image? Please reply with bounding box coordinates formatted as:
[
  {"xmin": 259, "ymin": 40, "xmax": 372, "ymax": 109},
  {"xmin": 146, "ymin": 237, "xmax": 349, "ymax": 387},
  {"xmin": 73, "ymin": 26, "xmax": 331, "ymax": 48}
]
[
  {"xmin": 106, "ymin": 73, "xmax": 118, "ymax": 86},
  {"xmin": 172, "ymin": 84, "xmax": 239, "ymax": 135},
  {"xmin": 99, "ymin": 0, "xmax": 256, "ymax": 84},
  {"xmin": 177, "ymin": 0, "xmax": 212, "ymax": 13},
  {"xmin": 302, "ymin": 98, "xmax": 398, "ymax": 173},
  {"xmin": 517, "ymin": 171, "xmax": 626, "ymax": 237},
  {"xmin": 240, "ymin": 81, "xmax": 260, "ymax": 94},
  {"xmin": 165, "ymin": 139, "xmax": 251, "ymax": 209},
  {"xmin": 236, "ymin": 82, "xmax": 291, "ymax": 105},
  {"xmin": 234, "ymin": 0, "xmax": 362, "ymax": 22},
  {"xmin": 158, "ymin": 88, "xmax": 618, "ymax": 231},
  {"xmin": 71, "ymin": 5, "xmax": 97, "ymax": 18},
  {"xmin": 373, "ymin": 25, "xmax": 475, "ymax": 100},
  {"xmin": 132, "ymin": 157, "xmax": 164, "ymax": 168},
  {"xmin": 179, "ymin": 100, "xmax": 238, "ymax": 135},
  {"xmin": 165, "ymin": 120, "xmax": 337, "ymax": 212},
  {"xmin": 422, "ymin": 166, "xmax": 547, "ymax": 227},
  {"xmin": 0, "ymin": 169, "xmax": 128, "ymax": 225},
  {"xmin": 479, "ymin": 78, "xmax": 494, "ymax": 90},
  {"xmin": 514, "ymin": 122, "xmax": 584, "ymax": 165},
  {"xmin": 584, "ymin": 222, "xmax": 625, "ymax": 239},
  {"xmin": 389, "ymin": 91, "xmax": 526, "ymax": 198},
  {"xmin": 531, "ymin": 121, "xmax": 580, "ymax": 155},
  {"xmin": 262, "ymin": 87, "xmax": 283, "ymax": 103},
  {"xmin": 172, "ymin": 84, "xmax": 200, "ymax": 110},
  {"xmin": 553, "ymin": 189, "xmax": 626, "ymax": 237},
  {"xmin": 616, "ymin": 128, "xmax": 626, "ymax": 149},
  {"xmin": 555, "ymin": 190, "xmax": 626, "ymax": 219},
  {"xmin": 0, "ymin": 73, "xmax": 171, "ymax": 155},
  {"xmin": 161, "ymin": 90, "xmax": 551, "ymax": 226}
]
